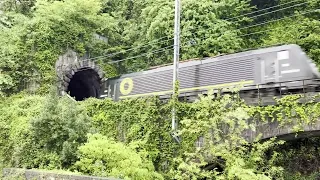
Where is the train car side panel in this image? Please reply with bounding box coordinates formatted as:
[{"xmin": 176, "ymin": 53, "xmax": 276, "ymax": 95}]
[{"xmin": 99, "ymin": 44, "xmax": 320, "ymax": 101}]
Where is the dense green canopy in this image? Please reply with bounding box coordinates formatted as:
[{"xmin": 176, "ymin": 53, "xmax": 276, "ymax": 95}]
[
  {"xmin": 0, "ymin": 0, "xmax": 319, "ymax": 96},
  {"xmin": 1, "ymin": 1, "xmax": 320, "ymax": 179}
]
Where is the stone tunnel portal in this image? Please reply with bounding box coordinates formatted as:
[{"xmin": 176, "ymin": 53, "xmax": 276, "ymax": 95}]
[{"xmin": 67, "ymin": 69, "xmax": 101, "ymax": 101}]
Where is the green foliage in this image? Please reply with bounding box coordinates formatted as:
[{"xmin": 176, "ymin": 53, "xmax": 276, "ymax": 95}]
[
  {"xmin": 249, "ymin": 94, "xmax": 320, "ymax": 132},
  {"xmin": 3, "ymin": 88, "xmax": 320, "ymax": 179},
  {"xmin": 73, "ymin": 133, "xmax": 164, "ymax": 180},
  {"xmin": 0, "ymin": 93, "xmax": 44, "ymax": 168},
  {"xmin": 0, "ymin": 12, "xmax": 31, "ymax": 94},
  {"xmin": 0, "ymin": 73, "xmax": 13, "ymax": 97},
  {"xmin": 0, "ymin": 88, "xmax": 91, "ymax": 170},
  {"xmin": 0, "ymin": 0, "xmax": 117, "ymax": 94},
  {"xmin": 82, "ymin": 97, "xmax": 180, "ymax": 175},
  {"xmin": 30, "ymin": 88, "xmax": 92, "ymax": 169},
  {"xmin": 0, "ymin": 0, "xmax": 36, "ymax": 15},
  {"xmin": 170, "ymin": 91, "xmax": 285, "ymax": 180},
  {"xmin": 274, "ymin": 137, "xmax": 320, "ymax": 179},
  {"xmin": 82, "ymin": 89, "xmax": 320, "ymax": 179},
  {"xmin": 180, "ymin": 0, "xmax": 251, "ymax": 59},
  {"xmin": 1, "ymin": 0, "xmax": 320, "ymax": 179}
]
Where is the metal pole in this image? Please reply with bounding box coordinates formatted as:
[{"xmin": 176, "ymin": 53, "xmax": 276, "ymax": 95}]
[{"xmin": 172, "ymin": 0, "xmax": 180, "ymax": 131}]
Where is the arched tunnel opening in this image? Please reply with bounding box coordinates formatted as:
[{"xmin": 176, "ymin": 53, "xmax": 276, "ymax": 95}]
[{"xmin": 67, "ymin": 69, "xmax": 101, "ymax": 101}]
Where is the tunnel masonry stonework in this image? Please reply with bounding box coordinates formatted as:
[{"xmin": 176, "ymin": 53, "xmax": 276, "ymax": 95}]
[{"xmin": 55, "ymin": 49, "xmax": 105, "ymax": 101}]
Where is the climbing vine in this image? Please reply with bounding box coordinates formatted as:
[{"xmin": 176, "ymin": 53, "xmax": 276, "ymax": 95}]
[
  {"xmin": 249, "ymin": 93, "xmax": 320, "ymax": 133},
  {"xmin": 1, "ymin": 87, "xmax": 320, "ymax": 179},
  {"xmin": 81, "ymin": 88, "xmax": 320, "ymax": 179}
]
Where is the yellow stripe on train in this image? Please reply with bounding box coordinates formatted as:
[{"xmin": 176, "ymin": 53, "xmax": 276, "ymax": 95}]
[{"xmin": 119, "ymin": 80, "xmax": 254, "ymax": 99}]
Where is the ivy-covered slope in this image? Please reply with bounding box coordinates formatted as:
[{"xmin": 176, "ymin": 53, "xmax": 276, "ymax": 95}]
[
  {"xmin": 1, "ymin": 87, "xmax": 320, "ymax": 179},
  {"xmin": 1, "ymin": 0, "xmax": 320, "ymax": 179}
]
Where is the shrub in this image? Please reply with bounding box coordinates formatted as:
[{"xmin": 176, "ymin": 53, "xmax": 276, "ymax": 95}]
[
  {"xmin": 73, "ymin": 133, "xmax": 164, "ymax": 180},
  {"xmin": 0, "ymin": 93, "xmax": 45, "ymax": 168},
  {"xmin": 0, "ymin": 88, "xmax": 92, "ymax": 170},
  {"xmin": 30, "ymin": 89, "xmax": 92, "ymax": 169}
]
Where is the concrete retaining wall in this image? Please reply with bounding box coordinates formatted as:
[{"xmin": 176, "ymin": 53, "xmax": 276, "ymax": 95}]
[{"xmin": 2, "ymin": 168, "xmax": 121, "ymax": 180}]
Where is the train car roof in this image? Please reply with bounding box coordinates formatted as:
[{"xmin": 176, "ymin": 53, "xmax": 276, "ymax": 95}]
[{"xmin": 109, "ymin": 44, "xmax": 301, "ymax": 80}]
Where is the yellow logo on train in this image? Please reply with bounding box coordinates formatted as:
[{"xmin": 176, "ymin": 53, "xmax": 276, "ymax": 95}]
[{"xmin": 120, "ymin": 78, "xmax": 133, "ymax": 95}]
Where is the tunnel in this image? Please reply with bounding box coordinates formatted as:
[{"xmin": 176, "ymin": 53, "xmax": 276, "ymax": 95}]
[{"xmin": 67, "ymin": 69, "xmax": 101, "ymax": 101}]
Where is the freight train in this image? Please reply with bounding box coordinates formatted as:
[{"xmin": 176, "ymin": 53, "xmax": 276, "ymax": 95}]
[{"xmin": 99, "ymin": 44, "xmax": 320, "ymax": 103}]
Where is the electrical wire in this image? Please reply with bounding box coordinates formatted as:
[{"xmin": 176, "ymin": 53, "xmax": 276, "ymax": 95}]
[
  {"xmin": 180, "ymin": 2, "xmax": 316, "ymax": 40},
  {"xmin": 178, "ymin": 17, "xmax": 319, "ymax": 69},
  {"xmin": 126, "ymin": 13, "xmax": 311, "ymax": 69},
  {"xmin": 107, "ymin": 45, "xmax": 174, "ymax": 64},
  {"xmin": 181, "ymin": 8, "xmax": 320, "ymax": 47},
  {"xmin": 223, "ymin": 0, "xmax": 305, "ymax": 21},
  {"xmin": 96, "ymin": 8, "xmax": 318, "ymax": 66},
  {"xmin": 78, "ymin": 2, "xmax": 318, "ymax": 66},
  {"xmin": 82, "ymin": 0, "xmax": 308, "ymax": 62},
  {"xmin": 236, "ymin": 18, "xmax": 319, "ymax": 40},
  {"xmin": 237, "ymin": 8, "xmax": 319, "ymax": 31},
  {"xmin": 231, "ymin": 1, "xmax": 310, "ymax": 24},
  {"xmin": 88, "ymin": 37, "xmax": 174, "ymax": 61}
]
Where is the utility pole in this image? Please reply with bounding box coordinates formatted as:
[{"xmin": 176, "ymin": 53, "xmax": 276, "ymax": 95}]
[{"xmin": 172, "ymin": 0, "xmax": 180, "ymax": 138}]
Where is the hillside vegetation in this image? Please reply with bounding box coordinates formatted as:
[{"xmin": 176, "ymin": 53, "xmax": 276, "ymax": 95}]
[
  {"xmin": 1, "ymin": 0, "xmax": 320, "ymax": 179},
  {"xmin": 1, "ymin": 87, "xmax": 320, "ymax": 179},
  {"xmin": 0, "ymin": 0, "xmax": 319, "ymax": 95}
]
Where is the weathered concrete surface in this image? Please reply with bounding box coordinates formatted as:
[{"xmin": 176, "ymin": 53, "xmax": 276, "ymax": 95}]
[
  {"xmin": 2, "ymin": 168, "xmax": 121, "ymax": 180},
  {"xmin": 55, "ymin": 49, "xmax": 105, "ymax": 96},
  {"xmin": 243, "ymin": 118, "xmax": 320, "ymax": 142},
  {"xmin": 195, "ymin": 117, "xmax": 320, "ymax": 148}
]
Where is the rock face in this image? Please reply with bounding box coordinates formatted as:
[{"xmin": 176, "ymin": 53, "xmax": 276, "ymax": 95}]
[{"xmin": 55, "ymin": 49, "xmax": 105, "ymax": 101}]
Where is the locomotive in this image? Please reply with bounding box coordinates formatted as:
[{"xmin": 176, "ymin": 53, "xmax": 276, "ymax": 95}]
[{"xmin": 99, "ymin": 44, "xmax": 320, "ymax": 104}]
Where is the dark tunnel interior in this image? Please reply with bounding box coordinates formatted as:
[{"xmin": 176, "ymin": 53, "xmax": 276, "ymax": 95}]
[{"xmin": 67, "ymin": 69, "xmax": 101, "ymax": 101}]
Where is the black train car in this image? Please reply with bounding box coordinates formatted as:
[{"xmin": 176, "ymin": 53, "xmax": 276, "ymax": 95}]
[{"xmin": 100, "ymin": 44, "xmax": 320, "ymax": 101}]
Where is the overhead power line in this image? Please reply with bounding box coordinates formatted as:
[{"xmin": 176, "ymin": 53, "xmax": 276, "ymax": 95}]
[
  {"xmin": 88, "ymin": 37, "xmax": 174, "ymax": 62},
  {"xmin": 231, "ymin": 1, "xmax": 309, "ymax": 24},
  {"xmin": 80, "ymin": 1, "xmax": 316, "ymax": 66},
  {"xmin": 237, "ymin": 18, "xmax": 318, "ymax": 38},
  {"xmin": 181, "ymin": 8, "xmax": 320, "ymax": 48},
  {"xmin": 237, "ymin": 8, "xmax": 319, "ymax": 31},
  {"xmin": 107, "ymin": 45, "xmax": 173, "ymax": 64},
  {"xmin": 72, "ymin": 7, "xmax": 319, "ymax": 73},
  {"xmin": 84, "ymin": 0, "xmax": 308, "ymax": 63},
  {"xmin": 224, "ymin": 0, "xmax": 304, "ymax": 21},
  {"xmin": 181, "ymin": 1, "xmax": 315, "ymax": 40},
  {"xmin": 96, "ymin": 8, "xmax": 319, "ymax": 66}
]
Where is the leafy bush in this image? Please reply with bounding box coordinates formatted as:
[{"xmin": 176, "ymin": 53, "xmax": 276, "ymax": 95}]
[
  {"xmin": 73, "ymin": 133, "xmax": 164, "ymax": 180},
  {"xmin": 82, "ymin": 97, "xmax": 180, "ymax": 175},
  {"xmin": 169, "ymin": 91, "xmax": 285, "ymax": 180},
  {"xmin": 0, "ymin": 88, "xmax": 92, "ymax": 170},
  {"xmin": 2, "ymin": 87, "xmax": 320, "ymax": 179},
  {"xmin": 30, "ymin": 89, "xmax": 92, "ymax": 169},
  {"xmin": 82, "ymin": 88, "xmax": 289, "ymax": 179},
  {"xmin": 275, "ymin": 137, "xmax": 320, "ymax": 179},
  {"xmin": 0, "ymin": 92, "xmax": 45, "ymax": 168}
]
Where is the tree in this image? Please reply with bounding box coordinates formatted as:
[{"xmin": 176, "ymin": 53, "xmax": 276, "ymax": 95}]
[
  {"xmin": 31, "ymin": 88, "xmax": 92, "ymax": 169},
  {"xmin": 119, "ymin": 0, "xmax": 253, "ymax": 72},
  {"xmin": 0, "ymin": 0, "xmax": 36, "ymax": 15}
]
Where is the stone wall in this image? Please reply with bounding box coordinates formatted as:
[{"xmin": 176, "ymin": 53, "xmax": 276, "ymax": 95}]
[
  {"xmin": 55, "ymin": 49, "xmax": 104, "ymax": 96},
  {"xmin": 243, "ymin": 118, "xmax": 320, "ymax": 142},
  {"xmin": 2, "ymin": 168, "xmax": 121, "ymax": 180}
]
